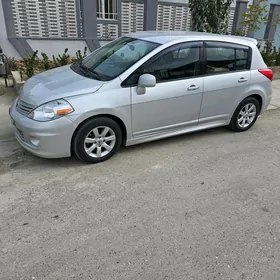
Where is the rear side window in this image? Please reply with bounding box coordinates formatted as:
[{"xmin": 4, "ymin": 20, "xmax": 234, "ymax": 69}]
[
  {"xmin": 236, "ymin": 48, "xmax": 249, "ymax": 70},
  {"xmin": 205, "ymin": 42, "xmax": 250, "ymax": 75}
]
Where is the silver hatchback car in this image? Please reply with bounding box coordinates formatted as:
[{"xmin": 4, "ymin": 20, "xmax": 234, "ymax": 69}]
[{"xmin": 9, "ymin": 31, "xmax": 273, "ymax": 163}]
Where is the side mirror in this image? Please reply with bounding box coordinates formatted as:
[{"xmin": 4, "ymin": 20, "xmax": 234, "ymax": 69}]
[{"xmin": 137, "ymin": 74, "xmax": 156, "ymax": 95}]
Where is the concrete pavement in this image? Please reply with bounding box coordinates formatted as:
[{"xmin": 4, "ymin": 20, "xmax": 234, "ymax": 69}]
[
  {"xmin": 1, "ymin": 79, "xmax": 280, "ymax": 279},
  {"xmin": 1, "ymin": 109, "xmax": 280, "ymax": 279},
  {"xmin": 269, "ymin": 79, "xmax": 280, "ymax": 109}
]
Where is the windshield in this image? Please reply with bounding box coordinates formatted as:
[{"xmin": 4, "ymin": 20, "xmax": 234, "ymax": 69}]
[{"xmin": 75, "ymin": 37, "xmax": 160, "ymax": 81}]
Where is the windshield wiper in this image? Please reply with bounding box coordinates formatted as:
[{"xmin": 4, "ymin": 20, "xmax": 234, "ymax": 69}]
[{"xmin": 79, "ymin": 62, "xmax": 102, "ymax": 80}]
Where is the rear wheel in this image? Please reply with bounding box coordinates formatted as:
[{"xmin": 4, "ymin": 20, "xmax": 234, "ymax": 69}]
[
  {"xmin": 73, "ymin": 117, "xmax": 122, "ymax": 164},
  {"xmin": 229, "ymin": 97, "xmax": 260, "ymax": 132}
]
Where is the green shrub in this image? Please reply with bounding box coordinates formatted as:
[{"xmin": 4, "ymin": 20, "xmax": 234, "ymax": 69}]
[
  {"xmin": 12, "ymin": 47, "xmax": 89, "ymax": 80},
  {"xmin": 41, "ymin": 52, "xmax": 51, "ymax": 71},
  {"xmin": 53, "ymin": 48, "xmax": 70, "ymax": 66},
  {"xmin": 260, "ymin": 41, "xmax": 280, "ymax": 66},
  {"xmin": 23, "ymin": 50, "xmax": 38, "ymax": 79},
  {"xmin": 75, "ymin": 46, "xmax": 88, "ymax": 61}
]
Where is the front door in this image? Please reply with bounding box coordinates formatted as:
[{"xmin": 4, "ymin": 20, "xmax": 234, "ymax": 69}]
[
  {"xmin": 199, "ymin": 41, "xmax": 251, "ymax": 124},
  {"xmin": 124, "ymin": 41, "xmax": 204, "ymax": 137}
]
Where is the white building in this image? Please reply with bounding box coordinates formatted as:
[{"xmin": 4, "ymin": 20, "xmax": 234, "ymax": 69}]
[{"xmin": 0, "ymin": 0, "xmax": 255, "ymax": 58}]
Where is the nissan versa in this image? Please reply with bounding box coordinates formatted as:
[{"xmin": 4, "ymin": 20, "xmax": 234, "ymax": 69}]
[{"xmin": 9, "ymin": 31, "xmax": 273, "ymax": 164}]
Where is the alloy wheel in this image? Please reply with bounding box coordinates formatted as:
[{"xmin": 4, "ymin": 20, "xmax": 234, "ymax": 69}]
[
  {"xmin": 84, "ymin": 126, "xmax": 116, "ymax": 158},
  {"xmin": 237, "ymin": 103, "xmax": 257, "ymax": 128}
]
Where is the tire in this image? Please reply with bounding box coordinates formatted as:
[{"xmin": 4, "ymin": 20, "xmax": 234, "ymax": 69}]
[
  {"xmin": 229, "ymin": 97, "xmax": 260, "ymax": 132},
  {"xmin": 73, "ymin": 117, "xmax": 122, "ymax": 164}
]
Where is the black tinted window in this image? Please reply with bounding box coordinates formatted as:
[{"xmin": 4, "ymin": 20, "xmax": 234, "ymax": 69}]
[
  {"xmin": 144, "ymin": 42, "xmax": 201, "ymax": 82},
  {"xmin": 124, "ymin": 42, "xmax": 202, "ymax": 85},
  {"xmin": 236, "ymin": 48, "xmax": 249, "ymax": 70},
  {"xmin": 205, "ymin": 42, "xmax": 250, "ymax": 74}
]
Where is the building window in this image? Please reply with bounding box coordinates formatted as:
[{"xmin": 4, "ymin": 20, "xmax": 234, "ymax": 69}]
[{"xmin": 97, "ymin": 0, "xmax": 118, "ymax": 20}]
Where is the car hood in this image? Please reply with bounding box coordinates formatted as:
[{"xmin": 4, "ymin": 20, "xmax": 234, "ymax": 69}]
[{"xmin": 19, "ymin": 65, "xmax": 104, "ymax": 106}]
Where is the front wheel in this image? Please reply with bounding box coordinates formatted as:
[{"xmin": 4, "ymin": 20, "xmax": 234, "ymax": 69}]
[
  {"xmin": 73, "ymin": 117, "xmax": 122, "ymax": 164},
  {"xmin": 229, "ymin": 97, "xmax": 260, "ymax": 132}
]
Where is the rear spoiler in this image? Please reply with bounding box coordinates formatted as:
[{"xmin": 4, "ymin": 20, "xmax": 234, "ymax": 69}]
[
  {"xmin": 229, "ymin": 34, "xmax": 258, "ymax": 45},
  {"xmin": 234, "ymin": 36, "xmax": 258, "ymax": 45},
  {"xmin": 246, "ymin": 38, "xmax": 258, "ymax": 45}
]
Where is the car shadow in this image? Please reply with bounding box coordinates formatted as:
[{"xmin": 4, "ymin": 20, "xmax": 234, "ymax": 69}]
[{"xmin": 4, "ymin": 126, "xmax": 230, "ymax": 172}]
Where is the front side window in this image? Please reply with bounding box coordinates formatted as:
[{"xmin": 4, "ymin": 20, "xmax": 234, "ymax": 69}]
[
  {"xmin": 124, "ymin": 41, "xmax": 202, "ymax": 85},
  {"xmin": 72, "ymin": 36, "xmax": 160, "ymax": 81},
  {"xmin": 205, "ymin": 42, "xmax": 250, "ymax": 74}
]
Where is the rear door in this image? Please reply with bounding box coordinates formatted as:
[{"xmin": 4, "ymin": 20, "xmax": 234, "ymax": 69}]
[{"xmin": 199, "ymin": 41, "xmax": 251, "ymax": 124}]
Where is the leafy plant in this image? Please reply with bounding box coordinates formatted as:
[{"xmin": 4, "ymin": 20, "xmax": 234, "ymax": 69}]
[
  {"xmin": 240, "ymin": 0, "xmax": 268, "ymax": 35},
  {"xmin": 259, "ymin": 40, "xmax": 280, "ymax": 66},
  {"xmin": 275, "ymin": 47, "xmax": 280, "ymax": 66},
  {"xmin": 189, "ymin": 0, "xmax": 233, "ymax": 34},
  {"xmin": 7, "ymin": 57, "xmax": 18, "ymax": 71},
  {"xmin": 40, "ymin": 52, "xmax": 51, "ymax": 71},
  {"xmin": 52, "ymin": 55, "xmax": 58, "ymax": 67},
  {"xmin": 83, "ymin": 46, "xmax": 88, "ymax": 57},
  {"xmin": 23, "ymin": 50, "xmax": 38, "ymax": 79},
  {"xmin": 75, "ymin": 50, "xmax": 82, "ymax": 61},
  {"xmin": 53, "ymin": 48, "xmax": 70, "ymax": 66},
  {"xmin": 75, "ymin": 46, "xmax": 88, "ymax": 61}
]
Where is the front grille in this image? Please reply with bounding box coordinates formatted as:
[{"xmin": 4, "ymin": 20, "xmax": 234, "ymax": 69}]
[{"xmin": 16, "ymin": 100, "xmax": 35, "ymax": 116}]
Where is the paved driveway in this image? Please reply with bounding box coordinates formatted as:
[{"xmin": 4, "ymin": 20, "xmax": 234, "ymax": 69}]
[{"xmin": 1, "ymin": 109, "xmax": 280, "ymax": 280}]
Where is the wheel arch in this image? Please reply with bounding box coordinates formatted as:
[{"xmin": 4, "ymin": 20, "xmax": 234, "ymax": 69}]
[
  {"xmin": 71, "ymin": 114, "xmax": 128, "ymax": 155},
  {"xmin": 246, "ymin": 94, "xmax": 263, "ymax": 111}
]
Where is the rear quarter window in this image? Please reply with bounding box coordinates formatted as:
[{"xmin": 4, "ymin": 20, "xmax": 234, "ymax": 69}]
[{"xmin": 205, "ymin": 42, "xmax": 251, "ymax": 75}]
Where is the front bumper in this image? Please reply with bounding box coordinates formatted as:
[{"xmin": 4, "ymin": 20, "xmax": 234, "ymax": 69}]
[{"xmin": 9, "ymin": 97, "xmax": 77, "ymax": 159}]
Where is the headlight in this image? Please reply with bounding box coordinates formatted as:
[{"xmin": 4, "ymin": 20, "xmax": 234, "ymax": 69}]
[{"xmin": 28, "ymin": 99, "xmax": 74, "ymax": 122}]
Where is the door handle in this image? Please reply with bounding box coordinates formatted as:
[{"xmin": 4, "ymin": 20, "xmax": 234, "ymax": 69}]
[
  {"xmin": 187, "ymin": 85, "xmax": 200, "ymax": 91},
  {"xmin": 238, "ymin": 77, "xmax": 248, "ymax": 83}
]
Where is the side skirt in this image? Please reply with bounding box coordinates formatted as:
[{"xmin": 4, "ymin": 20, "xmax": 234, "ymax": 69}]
[{"xmin": 125, "ymin": 120, "xmax": 230, "ymax": 146}]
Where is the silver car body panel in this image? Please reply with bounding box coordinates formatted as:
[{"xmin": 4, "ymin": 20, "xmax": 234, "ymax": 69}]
[
  {"xmin": 19, "ymin": 65, "xmax": 104, "ymax": 106},
  {"xmin": 9, "ymin": 31, "xmax": 273, "ymax": 158},
  {"xmin": 9, "ymin": 97, "xmax": 76, "ymax": 158}
]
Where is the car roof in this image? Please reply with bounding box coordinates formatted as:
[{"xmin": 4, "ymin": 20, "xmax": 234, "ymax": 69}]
[{"xmin": 126, "ymin": 31, "xmax": 258, "ymax": 46}]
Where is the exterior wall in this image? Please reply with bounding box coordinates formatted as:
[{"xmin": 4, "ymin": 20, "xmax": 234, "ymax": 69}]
[
  {"xmin": 0, "ymin": 0, "xmax": 20, "ymax": 58},
  {"xmin": 254, "ymin": 0, "xmax": 280, "ymax": 46},
  {"xmin": 11, "ymin": 0, "xmax": 78, "ymax": 38},
  {"xmin": 121, "ymin": 0, "xmax": 144, "ymax": 34},
  {"xmin": 26, "ymin": 39, "xmax": 89, "ymax": 58},
  {"xmin": 97, "ymin": 22, "xmax": 119, "ymax": 39},
  {"xmin": 157, "ymin": 2, "xmax": 191, "ymax": 31},
  {"xmin": 1, "ymin": 0, "xmax": 280, "ymax": 58},
  {"xmin": 275, "ymin": 24, "xmax": 280, "ymax": 47}
]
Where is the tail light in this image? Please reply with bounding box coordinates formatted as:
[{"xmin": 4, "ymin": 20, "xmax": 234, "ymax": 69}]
[{"xmin": 258, "ymin": 69, "xmax": 273, "ymax": 81}]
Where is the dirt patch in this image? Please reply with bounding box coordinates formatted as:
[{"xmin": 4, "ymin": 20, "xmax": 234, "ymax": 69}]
[{"xmin": 0, "ymin": 147, "xmax": 33, "ymax": 175}]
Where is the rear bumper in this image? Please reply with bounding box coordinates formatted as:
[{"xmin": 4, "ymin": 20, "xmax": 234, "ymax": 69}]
[
  {"xmin": 9, "ymin": 97, "xmax": 77, "ymax": 159},
  {"xmin": 261, "ymin": 93, "xmax": 272, "ymax": 114}
]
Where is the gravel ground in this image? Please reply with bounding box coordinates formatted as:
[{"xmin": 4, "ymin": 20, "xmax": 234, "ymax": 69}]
[{"xmin": 1, "ymin": 110, "xmax": 280, "ymax": 280}]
